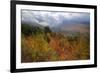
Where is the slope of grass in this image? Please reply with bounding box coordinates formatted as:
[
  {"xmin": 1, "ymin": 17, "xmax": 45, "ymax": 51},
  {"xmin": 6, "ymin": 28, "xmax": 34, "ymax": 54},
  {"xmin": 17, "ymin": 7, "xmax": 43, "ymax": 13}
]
[{"xmin": 21, "ymin": 24, "xmax": 90, "ymax": 63}]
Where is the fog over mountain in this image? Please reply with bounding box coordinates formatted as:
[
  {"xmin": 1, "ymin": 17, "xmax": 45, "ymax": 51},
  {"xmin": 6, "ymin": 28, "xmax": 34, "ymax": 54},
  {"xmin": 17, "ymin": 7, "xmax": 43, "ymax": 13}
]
[{"xmin": 21, "ymin": 10, "xmax": 90, "ymax": 33}]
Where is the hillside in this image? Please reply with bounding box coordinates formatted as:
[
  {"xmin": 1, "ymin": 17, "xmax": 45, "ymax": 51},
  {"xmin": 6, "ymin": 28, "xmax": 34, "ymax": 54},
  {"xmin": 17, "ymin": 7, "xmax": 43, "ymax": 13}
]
[{"xmin": 21, "ymin": 23, "xmax": 90, "ymax": 63}]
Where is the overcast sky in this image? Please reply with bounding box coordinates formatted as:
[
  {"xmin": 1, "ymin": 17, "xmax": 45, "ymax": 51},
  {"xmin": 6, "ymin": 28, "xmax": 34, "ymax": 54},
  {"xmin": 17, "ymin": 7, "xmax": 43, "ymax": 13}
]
[{"xmin": 21, "ymin": 10, "xmax": 90, "ymax": 27}]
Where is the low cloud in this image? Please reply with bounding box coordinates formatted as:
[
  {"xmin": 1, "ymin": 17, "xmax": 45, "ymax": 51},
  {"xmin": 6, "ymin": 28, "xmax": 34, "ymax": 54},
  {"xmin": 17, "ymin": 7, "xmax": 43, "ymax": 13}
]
[{"xmin": 21, "ymin": 10, "xmax": 90, "ymax": 27}]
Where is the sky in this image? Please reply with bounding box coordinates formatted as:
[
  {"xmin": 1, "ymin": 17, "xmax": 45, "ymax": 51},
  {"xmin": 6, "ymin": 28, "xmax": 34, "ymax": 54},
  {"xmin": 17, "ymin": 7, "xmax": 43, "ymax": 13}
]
[{"xmin": 21, "ymin": 10, "xmax": 90, "ymax": 27}]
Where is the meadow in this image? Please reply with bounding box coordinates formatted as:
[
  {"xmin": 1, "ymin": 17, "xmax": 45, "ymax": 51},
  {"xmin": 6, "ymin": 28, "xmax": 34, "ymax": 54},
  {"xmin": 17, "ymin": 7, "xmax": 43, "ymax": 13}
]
[{"xmin": 21, "ymin": 23, "xmax": 90, "ymax": 63}]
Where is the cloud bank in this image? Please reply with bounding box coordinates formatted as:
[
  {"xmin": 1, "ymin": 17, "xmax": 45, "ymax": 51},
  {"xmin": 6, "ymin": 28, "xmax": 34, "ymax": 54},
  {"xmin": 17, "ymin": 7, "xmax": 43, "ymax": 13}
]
[{"xmin": 21, "ymin": 10, "xmax": 90, "ymax": 27}]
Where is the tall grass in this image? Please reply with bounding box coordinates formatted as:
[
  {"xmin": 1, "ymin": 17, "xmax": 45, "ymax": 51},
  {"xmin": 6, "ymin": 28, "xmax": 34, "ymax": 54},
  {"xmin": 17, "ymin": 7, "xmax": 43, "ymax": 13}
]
[{"xmin": 21, "ymin": 24, "xmax": 90, "ymax": 63}]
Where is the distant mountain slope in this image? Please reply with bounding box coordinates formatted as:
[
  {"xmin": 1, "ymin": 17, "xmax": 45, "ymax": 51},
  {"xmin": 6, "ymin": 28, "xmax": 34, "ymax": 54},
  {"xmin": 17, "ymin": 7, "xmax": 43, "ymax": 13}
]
[{"xmin": 51, "ymin": 24, "xmax": 89, "ymax": 34}]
